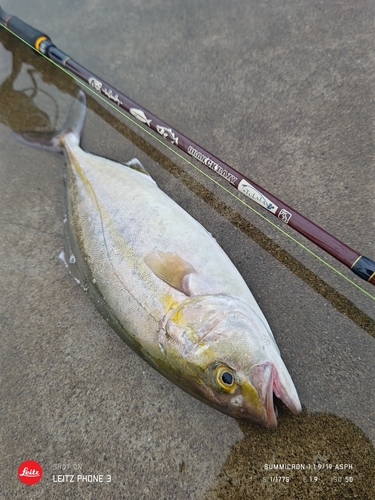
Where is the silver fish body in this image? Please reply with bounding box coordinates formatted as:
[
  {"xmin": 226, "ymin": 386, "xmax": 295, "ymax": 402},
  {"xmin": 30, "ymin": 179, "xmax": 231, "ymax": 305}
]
[{"xmin": 20, "ymin": 91, "xmax": 301, "ymax": 428}]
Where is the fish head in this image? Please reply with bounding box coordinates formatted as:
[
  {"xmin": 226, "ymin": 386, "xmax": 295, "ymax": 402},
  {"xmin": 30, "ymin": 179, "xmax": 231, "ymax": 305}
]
[
  {"xmin": 202, "ymin": 356, "xmax": 301, "ymax": 429},
  {"xmin": 161, "ymin": 295, "xmax": 301, "ymax": 428}
]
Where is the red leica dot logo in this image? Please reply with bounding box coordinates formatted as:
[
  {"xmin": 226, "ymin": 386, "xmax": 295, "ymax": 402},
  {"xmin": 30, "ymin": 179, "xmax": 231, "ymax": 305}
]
[{"xmin": 18, "ymin": 460, "xmax": 43, "ymax": 485}]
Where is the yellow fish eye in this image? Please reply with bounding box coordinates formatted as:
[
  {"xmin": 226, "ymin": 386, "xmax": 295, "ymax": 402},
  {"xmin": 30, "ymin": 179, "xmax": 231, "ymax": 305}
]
[{"xmin": 215, "ymin": 365, "xmax": 236, "ymax": 392}]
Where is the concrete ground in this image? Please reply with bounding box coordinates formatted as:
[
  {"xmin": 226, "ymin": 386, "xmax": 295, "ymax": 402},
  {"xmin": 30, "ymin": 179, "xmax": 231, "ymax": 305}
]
[{"xmin": 1, "ymin": 1, "xmax": 374, "ymax": 498}]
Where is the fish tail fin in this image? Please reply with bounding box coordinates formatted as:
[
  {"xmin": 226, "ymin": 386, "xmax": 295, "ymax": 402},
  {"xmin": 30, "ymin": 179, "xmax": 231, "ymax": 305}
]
[
  {"xmin": 62, "ymin": 89, "xmax": 86, "ymax": 145},
  {"xmin": 13, "ymin": 90, "xmax": 86, "ymax": 153}
]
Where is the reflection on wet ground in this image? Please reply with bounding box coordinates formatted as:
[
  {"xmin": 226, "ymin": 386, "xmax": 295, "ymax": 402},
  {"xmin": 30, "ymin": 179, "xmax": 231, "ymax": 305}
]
[
  {"xmin": 1, "ymin": 11, "xmax": 375, "ymax": 498},
  {"xmin": 0, "ymin": 31, "xmax": 58, "ymax": 132},
  {"xmin": 207, "ymin": 406, "xmax": 375, "ymax": 499}
]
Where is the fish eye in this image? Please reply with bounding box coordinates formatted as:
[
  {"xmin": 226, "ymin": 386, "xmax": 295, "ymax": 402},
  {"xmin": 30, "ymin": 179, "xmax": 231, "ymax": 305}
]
[
  {"xmin": 221, "ymin": 371, "xmax": 233, "ymax": 385},
  {"xmin": 215, "ymin": 365, "xmax": 236, "ymax": 392}
]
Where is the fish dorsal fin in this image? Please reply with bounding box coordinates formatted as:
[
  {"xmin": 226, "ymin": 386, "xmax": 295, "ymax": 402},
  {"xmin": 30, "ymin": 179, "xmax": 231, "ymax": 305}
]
[
  {"xmin": 125, "ymin": 158, "xmax": 151, "ymax": 176},
  {"xmin": 144, "ymin": 251, "xmax": 196, "ymax": 295}
]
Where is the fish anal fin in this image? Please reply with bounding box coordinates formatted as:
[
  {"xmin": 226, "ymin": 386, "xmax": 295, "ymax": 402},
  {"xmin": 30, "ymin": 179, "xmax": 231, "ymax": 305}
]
[{"xmin": 144, "ymin": 251, "xmax": 196, "ymax": 295}]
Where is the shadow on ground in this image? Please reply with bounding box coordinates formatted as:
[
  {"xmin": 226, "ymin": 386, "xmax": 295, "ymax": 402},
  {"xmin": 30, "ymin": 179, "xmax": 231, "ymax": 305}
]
[{"xmin": 206, "ymin": 405, "xmax": 375, "ymax": 499}]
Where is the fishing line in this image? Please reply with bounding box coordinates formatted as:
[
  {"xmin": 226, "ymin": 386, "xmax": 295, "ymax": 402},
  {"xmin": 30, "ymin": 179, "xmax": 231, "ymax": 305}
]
[{"xmin": 2, "ymin": 23, "xmax": 375, "ymax": 301}]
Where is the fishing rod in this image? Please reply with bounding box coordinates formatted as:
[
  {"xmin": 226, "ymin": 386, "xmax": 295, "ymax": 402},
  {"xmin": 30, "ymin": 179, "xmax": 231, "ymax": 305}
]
[{"xmin": 1, "ymin": 6, "xmax": 374, "ymax": 287}]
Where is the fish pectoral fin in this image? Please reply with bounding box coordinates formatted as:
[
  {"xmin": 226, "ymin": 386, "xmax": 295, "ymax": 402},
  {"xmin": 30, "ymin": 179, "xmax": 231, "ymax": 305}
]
[{"xmin": 144, "ymin": 251, "xmax": 196, "ymax": 295}]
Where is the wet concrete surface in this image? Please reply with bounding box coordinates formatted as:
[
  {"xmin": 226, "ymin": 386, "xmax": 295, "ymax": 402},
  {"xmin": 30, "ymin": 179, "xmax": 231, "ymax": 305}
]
[{"xmin": 1, "ymin": 0, "xmax": 374, "ymax": 498}]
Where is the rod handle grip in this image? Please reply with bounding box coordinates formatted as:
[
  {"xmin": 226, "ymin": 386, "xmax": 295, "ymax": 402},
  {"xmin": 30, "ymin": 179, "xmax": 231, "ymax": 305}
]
[{"xmin": 0, "ymin": 6, "xmax": 50, "ymax": 49}]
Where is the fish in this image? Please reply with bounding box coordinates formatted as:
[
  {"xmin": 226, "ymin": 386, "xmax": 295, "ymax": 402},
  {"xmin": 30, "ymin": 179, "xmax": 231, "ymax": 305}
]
[
  {"xmin": 17, "ymin": 90, "xmax": 301, "ymax": 429},
  {"xmin": 129, "ymin": 108, "xmax": 152, "ymax": 126}
]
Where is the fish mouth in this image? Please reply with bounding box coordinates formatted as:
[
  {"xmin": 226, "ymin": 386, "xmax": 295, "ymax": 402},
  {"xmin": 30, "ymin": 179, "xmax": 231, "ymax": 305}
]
[{"xmin": 249, "ymin": 361, "xmax": 301, "ymax": 429}]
